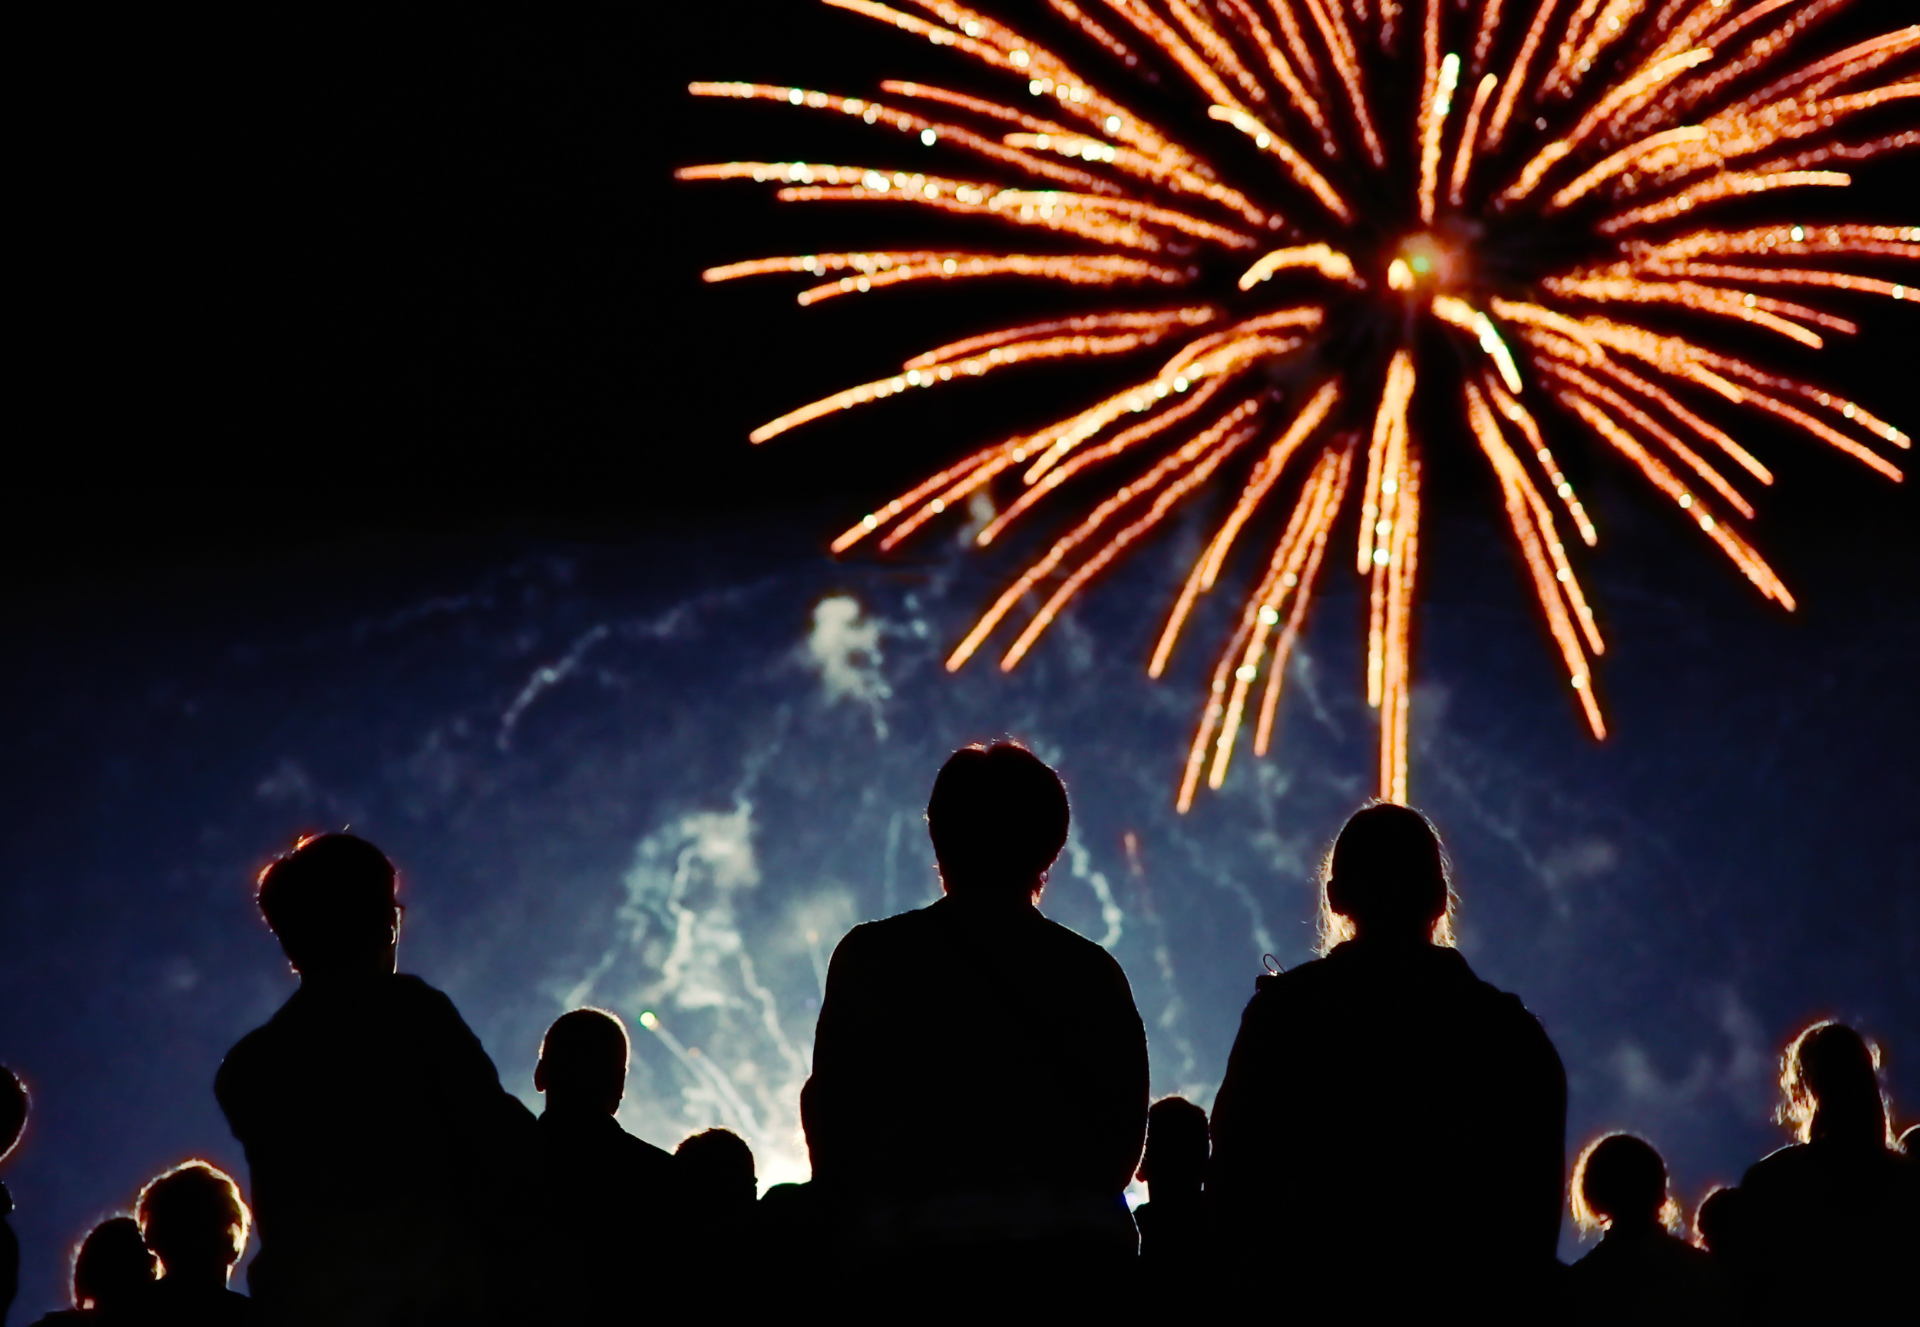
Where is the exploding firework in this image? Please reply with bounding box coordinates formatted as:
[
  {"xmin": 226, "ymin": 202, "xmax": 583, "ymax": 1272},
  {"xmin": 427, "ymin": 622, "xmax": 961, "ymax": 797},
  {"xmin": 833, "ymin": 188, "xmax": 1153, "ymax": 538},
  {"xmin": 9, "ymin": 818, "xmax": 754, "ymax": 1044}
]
[{"xmin": 681, "ymin": 0, "xmax": 1916, "ymax": 809}]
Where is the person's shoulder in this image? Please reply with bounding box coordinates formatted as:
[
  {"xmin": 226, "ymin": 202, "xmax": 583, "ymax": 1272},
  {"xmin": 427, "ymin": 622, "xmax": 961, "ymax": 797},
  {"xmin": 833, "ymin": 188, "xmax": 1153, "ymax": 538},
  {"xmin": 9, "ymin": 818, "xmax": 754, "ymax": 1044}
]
[
  {"xmin": 1244, "ymin": 952, "xmax": 1335, "ymax": 1006},
  {"xmin": 1032, "ymin": 912, "xmax": 1136, "ymax": 988},
  {"xmin": 1032, "ymin": 910, "xmax": 1118, "ymax": 960},
  {"xmin": 215, "ymin": 997, "xmax": 299, "ymax": 1102},
  {"xmin": 1451, "ymin": 955, "xmax": 1558, "ymax": 1046},
  {"xmin": 828, "ymin": 913, "xmax": 918, "ymax": 966},
  {"xmin": 614, "ymin": 1123, "xmax": 677, "ymax": 1174},
  {"xmin": 1740, "ymin": 1141, "xmax": 1812, "ymax": 1190},
  {"xmin": 389, "ymin": 971, "xmax": 460, "ymax": 1010}
]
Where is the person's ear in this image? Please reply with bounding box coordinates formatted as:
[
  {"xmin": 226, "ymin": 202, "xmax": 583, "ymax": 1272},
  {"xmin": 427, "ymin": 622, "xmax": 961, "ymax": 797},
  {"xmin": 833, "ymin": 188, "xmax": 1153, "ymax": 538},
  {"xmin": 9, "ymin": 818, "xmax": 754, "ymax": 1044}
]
[
  {"xmin": 389, "ymin": 905, "xmax": 405, "ymax": 946},
  {"xmin": 533, "ymin": 1059, "xmax": 549, "ymax": 1094}
]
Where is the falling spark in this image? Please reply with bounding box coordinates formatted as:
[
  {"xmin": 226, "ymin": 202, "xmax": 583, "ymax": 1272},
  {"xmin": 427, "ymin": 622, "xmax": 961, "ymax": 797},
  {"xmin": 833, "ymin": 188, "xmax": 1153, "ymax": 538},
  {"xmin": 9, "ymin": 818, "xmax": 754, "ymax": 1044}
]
[{"xmin": 689, "ymin": 0, "xmax": 1915, "ymax": 806}]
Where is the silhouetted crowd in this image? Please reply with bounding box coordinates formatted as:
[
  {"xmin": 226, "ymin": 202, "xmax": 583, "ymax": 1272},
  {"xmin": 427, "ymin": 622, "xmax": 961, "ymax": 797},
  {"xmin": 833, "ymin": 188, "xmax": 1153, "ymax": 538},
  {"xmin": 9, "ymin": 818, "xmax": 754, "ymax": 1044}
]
[{"xmin": 2, "ymin": 742, "xmax": 1914, "ymax": 1324}]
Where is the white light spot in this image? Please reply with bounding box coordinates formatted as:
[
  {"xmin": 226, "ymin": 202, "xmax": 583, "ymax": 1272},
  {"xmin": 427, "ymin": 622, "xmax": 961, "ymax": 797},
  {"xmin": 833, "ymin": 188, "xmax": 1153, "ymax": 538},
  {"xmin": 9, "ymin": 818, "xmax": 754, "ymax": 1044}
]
[
  {"xmin": 1105, "ymin": 114, "xmax": 1121, "ymax": 133},
  {"xmin": 1235, "ymin": 665, "xmax": 1258, "ymax": 683},
  {"xmin": 1257, "ymin": 606, "xmax": 1281, "ymax": 626},
  {"xmin": 1678, "ymin": 493, "xmax": 1693, "ymax": 509},
  {"xmin": 1372, "ymin": 547, "xmax": 1390, "ymax": 566},
  {"xmin": 921, "ymin": 128, "xmax": 937, "ymax": 147},
  {"xmin": 942, "ymin": 258, "xmax": 957, "ymax": 274}
]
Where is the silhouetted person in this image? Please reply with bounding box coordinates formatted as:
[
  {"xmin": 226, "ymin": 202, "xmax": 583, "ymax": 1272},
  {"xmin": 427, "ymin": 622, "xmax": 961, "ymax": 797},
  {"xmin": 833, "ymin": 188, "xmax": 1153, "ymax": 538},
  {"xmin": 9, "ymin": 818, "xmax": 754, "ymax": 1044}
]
[
  {"xmin": 128, "ymin": 1162, "xmax": 254, "ymax": 1326},
  {"xmin": 675, "ymin": 1129, "xmax": 756, "ymax": 1225},
  {"xmin": 1692, "ymin": 1186, "xmax": 1744, "ymax": 1259},
  {"xmin": 531, "ymin": 1008, "xmax": 677, "ymax": 1318},
  {"xmin": 1133, "ymin": 1096, "xmax": 1209, "ymax": 1298},
  {"xmin": 1566, "ymin": 1134, "xmax": 1723, "ymax": 1325},
  {"xmin": 1726, "ymin": 1021, "xmax": 1918, "ymax": 1316},
  {"xmin": 801, "ymin": 743, "xmax": 1148, "ymax": 1301},
  {"xmin": 673, "ymin": 1130, "xmax": 758, "ymax": 1286},
  {"xmin": 213, "ymin": 834, "xmax": 536, "ymax": 1326},
  {"xmin": 2, "ymin": 1067, "xmax": 25, "ymax": 1327},
  {"xmin": 1209, "ymin": 803, "xmax": 1567, "ymax": 1318},
  {"xmin": 30, "ymin": 1217, "xmax": 157, "ymax": 1325}
]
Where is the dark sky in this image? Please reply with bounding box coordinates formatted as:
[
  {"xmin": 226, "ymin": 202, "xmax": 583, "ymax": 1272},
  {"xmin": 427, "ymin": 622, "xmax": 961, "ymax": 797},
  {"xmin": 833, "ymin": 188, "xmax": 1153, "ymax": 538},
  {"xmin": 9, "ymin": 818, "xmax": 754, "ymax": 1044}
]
[
  {"xmin": 5, "ymin": 0, "xmax": 1917, "ymax": 1314},
  {"xmin": 14, "ymin": 2, "xmax": 1916, "ymax": 584}
]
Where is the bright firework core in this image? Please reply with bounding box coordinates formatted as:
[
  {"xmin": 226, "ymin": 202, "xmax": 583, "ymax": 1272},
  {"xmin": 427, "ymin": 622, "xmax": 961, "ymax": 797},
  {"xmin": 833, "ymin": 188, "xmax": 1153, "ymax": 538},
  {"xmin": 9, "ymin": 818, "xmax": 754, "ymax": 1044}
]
[
  {"xmin": 684, "ymin": 1, "xmax": 1917, "ymax": 809},
  {"xmin": 1388, "ymin": 233, "xmax": 1464, "ymax": 292}
]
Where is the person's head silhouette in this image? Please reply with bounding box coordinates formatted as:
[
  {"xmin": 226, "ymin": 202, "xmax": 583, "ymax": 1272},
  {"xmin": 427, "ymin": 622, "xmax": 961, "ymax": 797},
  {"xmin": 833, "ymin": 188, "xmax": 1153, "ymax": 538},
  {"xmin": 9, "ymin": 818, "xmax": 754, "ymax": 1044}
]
[
  {"xmin": 1318, "ymin": 802, "xmax": 1455, "ymax": 950},
  {"xmin": 926, "ymin": 742, "xmax": 1070, "ymax": 902},
  {"xmin": 1691, "ymin": 1185, "xmax": 1741, "ymax": 1254},
  {"xmin": 255, "ymin": 832, "xmax": 402, "ymax": 979},
  {"xmin": 1571, "ymin": 1133, "xmax": 1678, "ymax": 1237},
  {"xmin": 675, "ymin": 1128, "xmax": 757, "ymax": 1212},
  {"xmin": 535, "ymin": 1008, "xmax": 629, "ymax": 1116},
  {"xmin": 136, "ymin": 1160, "xmax": 251, "ymax": 1290},
  {"xmin": 1779, "ymin": 1020, "xmax": 1892, "ymax": 1147},
  {"xmin": 69, "ymin": 1216, "xmax": 158, "ymax": 1311},
  {"xmin": 0, "ymin": 1064, "xmax": 25, "ymax": 1167},
  {"xmin": 1137, "ymin": 1096, "xmax": 1208, "ymax": 1201}
]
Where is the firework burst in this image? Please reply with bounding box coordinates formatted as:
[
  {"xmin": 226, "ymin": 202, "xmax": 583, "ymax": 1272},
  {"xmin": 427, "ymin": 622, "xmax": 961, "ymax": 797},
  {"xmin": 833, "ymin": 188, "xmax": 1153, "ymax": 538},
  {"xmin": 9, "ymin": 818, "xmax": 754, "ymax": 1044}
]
[{"xmin": 681, "ymin": 0, "xmax": 1916, "ymax": 808}]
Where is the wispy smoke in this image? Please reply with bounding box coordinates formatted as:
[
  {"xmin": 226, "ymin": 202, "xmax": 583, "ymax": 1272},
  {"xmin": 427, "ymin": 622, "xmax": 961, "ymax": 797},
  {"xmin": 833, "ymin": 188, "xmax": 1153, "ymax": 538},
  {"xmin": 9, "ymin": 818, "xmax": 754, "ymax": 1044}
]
[
  {"xmin": 803, "ymin": 596, "xmax": 889, "ymax": 736},
  {"xmin": 560, "ymin": 802, "xmax": 821, "ymax": 1188}
]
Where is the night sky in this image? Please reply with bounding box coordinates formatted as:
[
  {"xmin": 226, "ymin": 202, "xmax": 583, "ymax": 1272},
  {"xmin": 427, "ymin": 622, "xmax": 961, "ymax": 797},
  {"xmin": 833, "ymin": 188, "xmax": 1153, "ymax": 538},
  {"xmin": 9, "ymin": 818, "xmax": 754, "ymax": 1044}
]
[{"xmin": 6, "ymin": 4, "xmax": 1916, "ymax": 1318}]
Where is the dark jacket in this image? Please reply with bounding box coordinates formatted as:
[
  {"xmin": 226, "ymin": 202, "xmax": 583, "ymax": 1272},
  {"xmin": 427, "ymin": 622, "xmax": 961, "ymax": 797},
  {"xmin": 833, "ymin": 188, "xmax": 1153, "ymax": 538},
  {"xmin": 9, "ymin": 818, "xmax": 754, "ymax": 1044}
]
[
  {"xmin": 533, "ymin": 1107, "xmax": 677, "ymax": 1316},
  {"xmin": 1729, "ymin": 1136, "xmax": 1919, "ymax": 1315},
  {"xmin": 802, "ymin": 893, "xmax": 1148, "ymax": 1205},
  {"xmin": 1209, "ymin": 939, "xmax": 1566, "ymax": 1312},
  {"xmin": 215, "ymin": 973, "xmax": 535, "ymax": 1327},
  {"xmin": 1567, "ymin": 1225, "xmax": 1724, "ymax": 1325}
]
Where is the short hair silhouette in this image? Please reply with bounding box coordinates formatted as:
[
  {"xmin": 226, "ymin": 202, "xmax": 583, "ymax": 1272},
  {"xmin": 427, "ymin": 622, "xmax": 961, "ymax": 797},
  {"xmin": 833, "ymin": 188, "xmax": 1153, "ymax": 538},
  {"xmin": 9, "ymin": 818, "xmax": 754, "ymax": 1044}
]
[
  {"xmin": 535, "ymin": 1008, "xmax": 629, "ymax": 1113},
  {"xmin": 136, "ymin": 1160, "xmax": 251, "ymax": 1278},
  {"xmin": 1318, "ymin": 802, "xmax": 1455, "ymax": 951},
  {"xmin": 1691, "ymin": 1185, "xmax": 1740, "ymax": 1253},
  {"xmin": 70, "ymin": 1216, "xmax": 158, "ymax": 1310},
  {"xmin": 255, "ymin": 833, "xmax": 401, "ymax": 974},
  {"xmin": 0, "ymin": 1065, "xmax": 25, "ymax": 1165},
  {"xmin": 1778, "ymin": 1020, "xmax": 1892, "ymax": 1147},
  {"xmin": 675, "ymin": 1128, "xmax": 756, "ymax": 1207},
  {"xmin": 1138, "ymin": 1096, "xmax": 1208, "ymax": 1191},
  {"xmin": 926, "ymin": 742, "xmax": 1070, "ymax": 898},
  {"xmin": 1572, "ymin": 1133, "xmax": 1678, "ymax": 1234}
]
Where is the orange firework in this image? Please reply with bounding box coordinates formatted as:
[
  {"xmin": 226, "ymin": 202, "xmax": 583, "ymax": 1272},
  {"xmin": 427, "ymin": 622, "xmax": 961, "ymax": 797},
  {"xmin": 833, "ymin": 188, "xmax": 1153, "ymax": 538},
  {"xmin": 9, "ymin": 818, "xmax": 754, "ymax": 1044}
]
[{"xmin": 681, "ymin": 1, "xmax": 1916, "ymax": 809}]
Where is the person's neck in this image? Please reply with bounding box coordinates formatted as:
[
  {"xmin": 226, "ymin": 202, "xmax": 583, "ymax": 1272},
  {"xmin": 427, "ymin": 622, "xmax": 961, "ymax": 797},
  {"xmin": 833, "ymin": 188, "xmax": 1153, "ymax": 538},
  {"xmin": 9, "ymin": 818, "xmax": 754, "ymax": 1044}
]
[
  {"xmin": 161, "ymin": 1263, "xmax": 231, "ymax": 1294},
  {"xmin": 941, "ymin": 886, "xmax": 1039, "ymax": 910},
  {"xmin": 1603, "ymin": 1217, "xmax": 1664, "ymax": 1242},
  {"xmin": 544, "ymin": 1096, "xmax": 620, "ymax": 1122},
  {"xmin": 297, "ymin": 966, "xmax": 393, "ymax": 994}
]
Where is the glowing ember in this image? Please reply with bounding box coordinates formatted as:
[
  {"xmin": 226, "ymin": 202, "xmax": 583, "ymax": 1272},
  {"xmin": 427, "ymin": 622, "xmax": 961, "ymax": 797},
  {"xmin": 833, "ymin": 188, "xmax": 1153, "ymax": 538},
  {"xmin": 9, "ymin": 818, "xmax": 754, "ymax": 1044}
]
[{"xmin": 682, "ymin": 0, "xmax": 1916, "ymax": 809}]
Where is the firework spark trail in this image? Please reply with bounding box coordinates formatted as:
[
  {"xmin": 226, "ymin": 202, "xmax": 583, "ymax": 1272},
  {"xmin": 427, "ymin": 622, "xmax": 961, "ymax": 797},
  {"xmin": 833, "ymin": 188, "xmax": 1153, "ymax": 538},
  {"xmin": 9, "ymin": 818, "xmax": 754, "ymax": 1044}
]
[{"xmin": 688, "ymin": 0, "xmax": 1916, "ymax": 805}]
